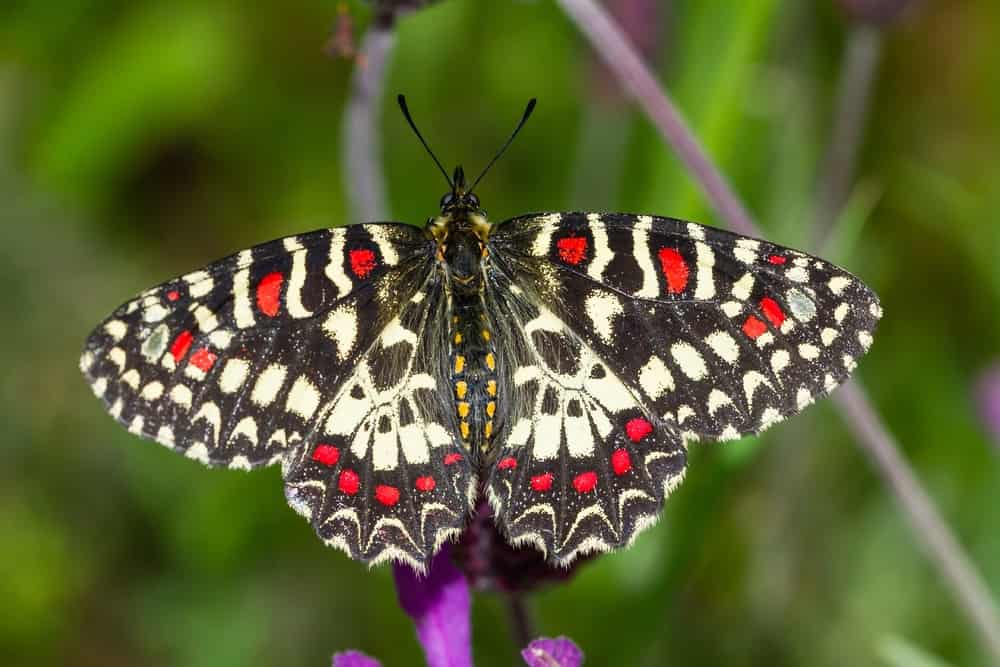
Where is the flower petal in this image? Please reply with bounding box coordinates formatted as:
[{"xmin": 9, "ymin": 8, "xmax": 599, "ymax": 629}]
[
  {"xmin": 976, "ymin": 363, "xmax": 1000, "ymax": 452},
  {"xmin": 521, "ymin": 637, "xmax": 584, "ymax": 667},
  {"xmin": 332, "ymin": 650, "xmax": 382, "ymax": 667},
  {"xmin": 393, "ymin": 543, "xmax": 473, "ymax": 667}
]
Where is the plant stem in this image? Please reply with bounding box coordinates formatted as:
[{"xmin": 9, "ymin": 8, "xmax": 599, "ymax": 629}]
[
  {"xmin": 506, "ymin": 594, "xmax": 535, "ymax": 650},
  {"xmin": 556, "ymin": 0, "xmax": 1000, "ymax": 661},
  {"xmin": 814, "ymin": 23, "xmax": 883, "ymax": 247},
  {"xmin": 342, "ymin": 26, "xmax": 395, "ymax": 222}
]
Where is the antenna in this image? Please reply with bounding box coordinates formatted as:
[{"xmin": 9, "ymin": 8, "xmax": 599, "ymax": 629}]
[
  {"xmin": 469, "ymin": 98, "xmax": 536, "ymax": 193},
  {"xmin": 397, "ymin": 95, "xmax": 452, "ymax": 188}
]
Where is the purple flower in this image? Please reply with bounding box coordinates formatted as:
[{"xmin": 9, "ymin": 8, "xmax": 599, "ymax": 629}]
[
  {"xmin": 976, "ymin": 363, "xmax": 1000, "ymax": 451},
  {"xmin": 521, "ymin": 637, "xmax": 585, "ymax": 667},
  {"xmin": 333, "ymin": 651, "xmax": 382, "ymax": 667},
  {"xmin": 334, "ymin": 544, "xmax": 584, "ymax": 666},
  {"xmin": 392, "ymin": 543, "xmax": 473, "ymax": 667}
]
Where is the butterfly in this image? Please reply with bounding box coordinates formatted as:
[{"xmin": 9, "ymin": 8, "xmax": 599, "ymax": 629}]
[{"xmin": 80, "ymin": 97, "xmax": 880, "ymax": 571}]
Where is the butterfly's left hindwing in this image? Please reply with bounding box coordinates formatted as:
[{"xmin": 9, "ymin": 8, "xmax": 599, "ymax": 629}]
[
  {"xmin": 80, "ymin": 223, "xmax": 474, "ymax": 571},
  {"xmin": 483, "ymin": 270, "xmax": 687, "ymax": 565}
]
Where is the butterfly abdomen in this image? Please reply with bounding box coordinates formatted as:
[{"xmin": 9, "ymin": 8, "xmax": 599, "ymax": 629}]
[{"xmin": 449, "ymin": 289, "xmax": 498, "ymax": 462}]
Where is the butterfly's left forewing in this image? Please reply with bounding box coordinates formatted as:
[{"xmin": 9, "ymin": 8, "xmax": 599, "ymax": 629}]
[{"xmin": 491, "ymin": 212, "xmax": 881, "ymax": 442}]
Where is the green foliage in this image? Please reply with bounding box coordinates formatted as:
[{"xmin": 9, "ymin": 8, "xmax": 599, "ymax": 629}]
[{"xmin": 2, "ymin": 1, "xmax": 999, "ymax": 665}]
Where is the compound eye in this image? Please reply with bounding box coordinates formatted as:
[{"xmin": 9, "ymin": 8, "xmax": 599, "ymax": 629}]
[
  {"xmin": 440, "ymin": 192, "xmax": 455, "ymax": 209},
  {"xmin": 466, "ymin": 193, "xmax": 480, "ymax": 209}
]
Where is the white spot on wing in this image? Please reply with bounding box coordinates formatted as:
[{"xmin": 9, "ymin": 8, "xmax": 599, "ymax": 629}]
[
  {"xmin": 587, "ymin": 215, "xmax": 612, "ymax": 282},
  {"xmin": 285, "ymin": 240, "xmax": 313, "ymax": 319},
  {"xmin": 671, "ymin": 342, "xmax": 707, "ymax": 381},
  {"xmin": 743, "ymin": 371, "xmax": 772, "ymax": 409},
  {"xmin": 798, "ymin": 343, "xmax": 820, "ymax": 360},
  {"xmin": 140, "ymin": 381, "xmax": 164, "ymax": 401},
  {"xmin": 104, "ymin": 320, "xmax": 128, "ymax": 341},
  {"xmin": 829, "ymin": 276, "xmax": 851, "ymax": 295},
  {"xmin": 252, "ymin": 363, "xmax": 287, "ymax": 406},
  {"xmin": 143, "ymin": 304, "xmax": 169, "ymax": 323},
  {"xmin": 770, "ymin": 350, "xmax": 790, "ymax": 374},
  {"xmin": 731, "ymin": 273, "xmax": 754, "ymax": 301},
  {"xmin": 632, "ymin": 216, "xmax": 659, "ymax": 298},
  {"xmin": 707, "ymin": 389, "xmax": 732, "ymax": 416},
  {"xmin": 693, "ymin": 242, "xmax": 716, "ymax": 299},
  {"xmin": 326, "ymin": 231, "xmax": 353, "ymax": 298},
  {"xmin": 638, "ymin": 356, "xmax": 674, "ymax": 399},
  {"xmin": 834, "ymin": 303, "xmax": 849, "ymax": 323},
  {"xmin": 286, "ymin": 375, "xmax": 321, "ymax": 420},
  {"xmin": 219, "ymin": 359, "xmax": 250, "ymax": 394},
  {"xmin": 705, "ymin": 331, "xmax": 739, "ymax": 364},
  {"xmin": 233, "ymin": 252, "xmax": 255, "ymax": 329},
  {"xmin": 121, "ymin": 369, "xmax": 140, "ymax": 389},
  {"xmin": 193, "ymin": 402, "xmax": 222, "ymax": 445},
  {"xmin": 170, "ymin": 384, "xmax": 192, "ymax": 409},
  {"xmin": 585, "ymin": 291, "xmax": 623, "ymax": 344},
  {"xmin": 786, "ymin": 266, "xmax": 809, "ymax": 283},
  {"xmin": 324, "ymin": 305, "xmax": 358, "ymax": 361},
  {"xmin": 183, "ymin": 270, "xmax": 213, "ymax": 297}
]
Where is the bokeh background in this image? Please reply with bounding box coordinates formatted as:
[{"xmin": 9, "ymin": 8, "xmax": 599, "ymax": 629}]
[{"xmin": 3, "ymin": 0, "xmax": 1000, "ymax": 665}]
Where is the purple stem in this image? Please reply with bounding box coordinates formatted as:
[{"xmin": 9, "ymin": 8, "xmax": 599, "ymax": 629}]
[
  {"xmin": 507, "ymin": 593, "xmax": 535, "ymax": 650},
  {"xmin": 342, "ymin": 26, "xmax": 395, "ymax": 222},
  {"xmin": 554, "ymin": 0, "xmax": 756, "ymax": 238},
  {"xmin": 556, "ymin": 0, "xmax": 1000, "ymax": 661},
  {"xmin": 814, "ymin": 23, "xmax": 883, "ymax": 247}
]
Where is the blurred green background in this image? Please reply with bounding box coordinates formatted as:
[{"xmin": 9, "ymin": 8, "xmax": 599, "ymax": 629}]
[{"xmin": 3, "ymin": 0, "xmax": 1000, "ymax": 665}]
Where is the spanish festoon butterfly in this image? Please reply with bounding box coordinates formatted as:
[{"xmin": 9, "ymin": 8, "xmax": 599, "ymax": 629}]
[{"xmin": 80, "ymin": 97, "xmax": 880, "ymax": 571}]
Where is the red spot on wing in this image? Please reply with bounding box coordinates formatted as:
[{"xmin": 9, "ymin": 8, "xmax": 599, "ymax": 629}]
[
  {"xmin": 349, "ymin": 249, "xmax": 377, "ymax": 278},
  {"xmin": 742, "ymin": 315, "xmax": 768, "ymax": 339},
  {"xmin": 657, "ymin": 248, "xmax": 689, "ymax": 294},
  {"xmin": 530, "ymin": 472, "xmax": 553, "ymax": 492},
  {"xmin": 256, "ymin": 272, "xmax": 283, "ymax": 317},
  {"xmin": 767, "ymin": 255, "xmax": 786, "ymax": 265},
  {"xmin": 611, "ymin": 449, "xmax": 632, "ymax": 475},
  {"xmin": 338, "ymin": 469, "xmax": 360, "ymax": 495},
  {"xmin": 166, "ymin": 290, "xmax": 180, "ymax": 301},
  {"xmin": 444, "ymin": 453, "xmax": 462, "ymax": 466},
  {"xmin": 312, "ymin": 444, "xmax": 340, "ymax": 466},
  {"xmin": 189, "ymin": 348, "xmax": 217, "ymax": 371},
  {"xmin": 170, "ymin": 330, "xmax": 194, "ymax": 361},
  {"xmin": 497, "ymin": 457, "xmax": 517, "ymax": 470},
  {"xmin": 573, "ymin": 471, "xmax": 598, "ymax": 494},
  {"xmin": 760, "ymin": 297, "xmax": 786, "ymax": 327},
  {"xmin": 375, "ymin": 484, "xmax": 400, "ymax": 506},
  {"xmin": 556, "ymin": 236, "xmax": 588, "ymax": 265},
  {"xmin": 625, "ymin": 417, "xmax": 653, "ymax": 443},
  {"xmin": 415, "ymin": 476, "xmax": 436, "ymax": 492}
]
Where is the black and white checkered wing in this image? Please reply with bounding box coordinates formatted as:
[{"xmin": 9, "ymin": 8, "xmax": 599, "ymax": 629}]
[
  {"xmin": 483, "ymin": 267, "xmax": 687, "ymax": 565},
  {"xmin": 491, "ymin": 212, "xmax": 881, "ymax": 442},
  {"xmin": 484, "ymin": 212, "xmax": 880, "ymax": 564},
  {"xmin": 80, "ymin": 224, "xmax": 474, "ymax": 570}
]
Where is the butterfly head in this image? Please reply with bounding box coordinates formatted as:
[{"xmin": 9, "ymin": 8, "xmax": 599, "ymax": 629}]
[{"xmin": 439, "ymin": 166, "xmax": 482, "ymax": 215}]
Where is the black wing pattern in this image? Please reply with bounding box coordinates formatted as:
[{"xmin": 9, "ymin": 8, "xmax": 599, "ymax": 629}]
[
  {"xmin": 485, "ymin": 212, "xmax": 881, "ymax": 564},
  {"xmin": 80, "ymin": 224, "xmax": 474, "ymax": 570}
]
